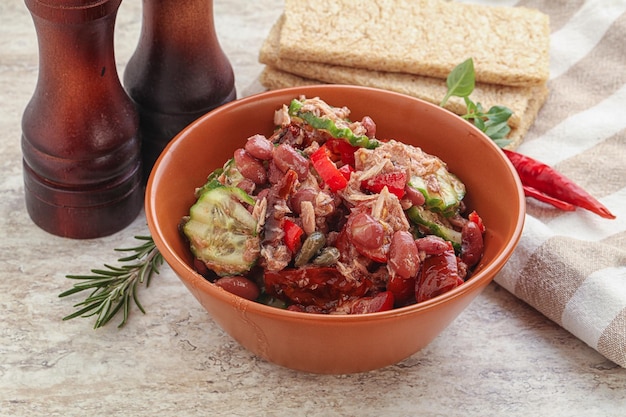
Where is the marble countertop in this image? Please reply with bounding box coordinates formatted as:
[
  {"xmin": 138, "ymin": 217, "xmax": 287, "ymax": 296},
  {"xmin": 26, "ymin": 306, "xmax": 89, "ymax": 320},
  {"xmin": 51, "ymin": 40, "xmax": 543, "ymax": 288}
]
[{"xmin": 1, "ymin": 0, "xmax": 624, "ymax": 416}]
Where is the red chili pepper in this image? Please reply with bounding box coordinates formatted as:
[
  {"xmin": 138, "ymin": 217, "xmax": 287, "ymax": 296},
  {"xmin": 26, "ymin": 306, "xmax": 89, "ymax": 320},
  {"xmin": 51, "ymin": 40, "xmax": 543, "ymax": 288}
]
[
  {"xmin": 283, "ymin": 218, "xmax": 304, "ymax": 253},
  {"xmin": 502, "ymin": 149, "xmax": 615, "ymax": 219},
  {"xmin": 310, "ymin": 145, "xmax": 348, "ymax": 192},
  {"xmin": 361, "ymin": 170, "xmax": 407, "ymax": 199},
  {"xmin": 522, "ymin": 185, "xmax": 576, "ymax": 212}
]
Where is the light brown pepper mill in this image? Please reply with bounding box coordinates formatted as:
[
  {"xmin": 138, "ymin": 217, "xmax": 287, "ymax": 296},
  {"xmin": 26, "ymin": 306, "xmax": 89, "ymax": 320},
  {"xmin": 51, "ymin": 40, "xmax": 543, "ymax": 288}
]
[
  {"xmin": 22, "ymin": 0, "xmax": 144, "ymax": 239},
  {"xmin": 123, "ymin": 0, "xmax": 237, "ymax": 178}
]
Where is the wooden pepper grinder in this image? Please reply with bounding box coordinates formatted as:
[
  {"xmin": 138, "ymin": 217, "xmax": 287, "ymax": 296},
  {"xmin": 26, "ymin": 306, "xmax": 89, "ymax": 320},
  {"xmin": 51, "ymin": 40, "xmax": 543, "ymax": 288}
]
[
  {"xmin": 124, "ymin": 0, "xmax": 237, "ymax": 178},
  {"xmin": 22, "ymin": 0, "xmax": 144, "ymax": 239}
]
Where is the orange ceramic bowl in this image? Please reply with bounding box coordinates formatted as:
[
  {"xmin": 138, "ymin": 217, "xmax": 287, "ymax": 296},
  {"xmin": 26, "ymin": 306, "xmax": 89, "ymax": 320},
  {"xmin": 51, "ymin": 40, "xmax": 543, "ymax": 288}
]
[{"xmin": 146, "ymin": 85, "xmax": 525, "ymax": 374}]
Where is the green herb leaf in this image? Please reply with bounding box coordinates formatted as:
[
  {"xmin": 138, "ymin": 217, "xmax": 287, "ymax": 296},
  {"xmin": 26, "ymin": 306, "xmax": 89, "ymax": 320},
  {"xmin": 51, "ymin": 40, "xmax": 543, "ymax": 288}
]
[
  {"xmin": 483, "ymin": 119, "xmax": 511, "ymax": 140},
  {"xmin": 493, "ymin": 138, "xmax": 514, "ymax": 148},
  {"xmin": 442, "ymin": 58, "xmax": 514, "ymax": 143},
  {"xmin": 484, "ymin": 105, "xmax": 513, "ymax": 125},
  {"xmin": 464, "ymin": 96, "xmax": 478, "ymax": 114},
  {"xmin": 440, "ymin": 58, "xmax": 476, "ymax": 106}
]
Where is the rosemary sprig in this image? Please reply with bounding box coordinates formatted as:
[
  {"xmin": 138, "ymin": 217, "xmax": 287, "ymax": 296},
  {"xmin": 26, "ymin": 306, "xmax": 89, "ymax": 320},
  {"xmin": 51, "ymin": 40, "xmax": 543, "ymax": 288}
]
[{"xmin": 59, "ymin": 235, "xmax": 164, "ymax": 329}]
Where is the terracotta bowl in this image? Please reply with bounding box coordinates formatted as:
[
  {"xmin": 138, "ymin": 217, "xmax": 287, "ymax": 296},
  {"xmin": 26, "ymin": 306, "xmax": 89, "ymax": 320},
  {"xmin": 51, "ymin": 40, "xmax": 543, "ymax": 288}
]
[{"xmin": 145, "ymin": 85, "xmax": 525, "ymax": 374}]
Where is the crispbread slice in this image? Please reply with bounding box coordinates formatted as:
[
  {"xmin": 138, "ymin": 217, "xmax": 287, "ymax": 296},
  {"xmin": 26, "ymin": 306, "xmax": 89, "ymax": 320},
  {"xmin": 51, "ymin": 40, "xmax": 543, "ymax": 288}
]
[
  {"xmin": 260, "ymin": 15, "xmax": 536, "ymax": 128},
  {"xmin": 258, "ymin": 66, "xmax": 548, "ymax": 150},
  {"xmin": 278, "ymin": 0, "xmax": 550, "ymax": 87}
]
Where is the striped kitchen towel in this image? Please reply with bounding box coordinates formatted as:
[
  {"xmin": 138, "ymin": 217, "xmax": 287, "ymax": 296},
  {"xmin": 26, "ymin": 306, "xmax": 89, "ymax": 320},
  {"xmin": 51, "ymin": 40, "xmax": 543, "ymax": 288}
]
[{"xmin": 493, "ymin": 0, "xmax": 626, "ymax": 368}]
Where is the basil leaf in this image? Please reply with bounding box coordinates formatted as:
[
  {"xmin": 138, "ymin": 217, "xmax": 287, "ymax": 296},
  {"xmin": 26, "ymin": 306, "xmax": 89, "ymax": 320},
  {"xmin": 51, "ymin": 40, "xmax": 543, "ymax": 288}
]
[
  {"xmin": 485, "ymin": 105, "xmax": 513, "ymax": 124},
  {"xmin": 484, "ymin": 121, "xmax": 511, "ymax": 140},
  {"xmin": 473, "ymin": 117, "xmax": 486, "ymax": 131},
  {"xmin": 473, "ymin": 101, "xmax": 485, "ymax": 114},
  {"xmin": 493, "ymin": 138, "xmax": 514, "ymax": 148},
  {"xmin": 440, "ymin": 58, "xmax": 476, "ymax": 106},
  {"xmin": 464, "ymin": 97, "xmax": 478, "ymax": 114},
  {"xmin": 440, "ymin": 58, "xmax": 516, "ymax": 146}
]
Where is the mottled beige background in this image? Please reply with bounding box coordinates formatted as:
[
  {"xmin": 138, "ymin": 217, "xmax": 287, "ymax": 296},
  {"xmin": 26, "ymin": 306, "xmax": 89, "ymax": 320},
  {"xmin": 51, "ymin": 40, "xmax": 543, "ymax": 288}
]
[{"xmin": 1, "ymin": 1, "xmax": 624, "ymax": 416}]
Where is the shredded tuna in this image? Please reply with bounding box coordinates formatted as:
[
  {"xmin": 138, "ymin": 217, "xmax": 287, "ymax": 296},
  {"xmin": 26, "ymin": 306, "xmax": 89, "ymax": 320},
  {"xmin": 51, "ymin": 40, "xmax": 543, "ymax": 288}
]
[
  {"xmin": 300, "ymin": 201, "xmax": 316, "ymax": 235},
  {"xmin": 274, "ymin": 104, "xmax": 290, "ymax": 126},
  {"xmin": 252, "ymin": 196, "xmax": 267, "ymax": 234},
  {"xmin": 261, "ymin": 244, "xmax": 291, "ymax": 272},
  {"xmin": 356, "ymin": 140, "xmax": 447, "ymax": 179}
]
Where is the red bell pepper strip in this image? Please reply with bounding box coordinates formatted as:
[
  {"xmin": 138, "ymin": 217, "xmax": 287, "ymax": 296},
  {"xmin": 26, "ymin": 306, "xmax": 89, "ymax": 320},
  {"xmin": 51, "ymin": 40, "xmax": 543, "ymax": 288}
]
[
  {"xmin": 338, "ymin": 164, "xmax": 354, "ymax": 181},
  {"xmin": 361, "ymin": 170, "xmax": 407, "ymax": 199},
  {"xmin": 325, "ymin": 138, "xmax": 358, "ymax": 166},
  {"xmin": 467, "ymin": 210, "xmax": 486, "ymax": 233},
  {"xmin": 283, "ymin": 218, "xmax": 304, "ymax": 253},
  {"xmin": 502, "ymin": 149, "xmax": 615, "ymax": 219},
  {"xmin": 310, "ymin": 145, "xmax": 348, "ymax": 192}
]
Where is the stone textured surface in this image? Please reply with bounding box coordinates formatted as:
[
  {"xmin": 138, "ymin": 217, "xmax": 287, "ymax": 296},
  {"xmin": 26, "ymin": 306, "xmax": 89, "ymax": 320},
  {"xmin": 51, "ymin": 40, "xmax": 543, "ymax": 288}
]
[{"xmin": 1, "ymin": 0, "xmax": 625, "ymax": 416}]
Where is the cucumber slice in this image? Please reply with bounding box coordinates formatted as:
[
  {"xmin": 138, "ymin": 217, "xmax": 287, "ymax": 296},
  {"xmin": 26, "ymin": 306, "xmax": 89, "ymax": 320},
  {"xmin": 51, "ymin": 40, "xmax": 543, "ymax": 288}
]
[
  {"xmin": 409, "ymin": 166, "xmax": 465, "ymax": 215},
  {"xmin": 183, "ymin": 186, "xmax": 260, "ymax": 276},
  {"xmin": 406, "ymin": 205, "xmax": 462, "ymax": 251}
]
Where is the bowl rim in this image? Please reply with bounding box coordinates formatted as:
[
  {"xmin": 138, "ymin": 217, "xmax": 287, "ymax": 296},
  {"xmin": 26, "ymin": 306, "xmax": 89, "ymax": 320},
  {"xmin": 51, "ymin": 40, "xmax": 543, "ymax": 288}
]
[{"xmin": 145, "ymin": 84, "xmax": 525, "ymax": 323}]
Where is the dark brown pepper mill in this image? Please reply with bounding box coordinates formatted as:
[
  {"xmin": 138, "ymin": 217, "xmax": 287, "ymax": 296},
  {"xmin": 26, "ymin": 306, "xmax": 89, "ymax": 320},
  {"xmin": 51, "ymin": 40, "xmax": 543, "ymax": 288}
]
[
  {"xmin": 22, "ymin": 0, "xmax": 144, "ymax": 239},
  {"xmin": 124, "ymin": 0, "xmax": 237, "ymax": 178}
]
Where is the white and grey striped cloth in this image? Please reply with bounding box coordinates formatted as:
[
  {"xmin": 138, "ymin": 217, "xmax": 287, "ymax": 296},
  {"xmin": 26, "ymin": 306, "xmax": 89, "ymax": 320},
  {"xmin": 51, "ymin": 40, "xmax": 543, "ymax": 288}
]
[{"xmin": 478, "ymin": 0, "xmax": 626, "ymax": 368}]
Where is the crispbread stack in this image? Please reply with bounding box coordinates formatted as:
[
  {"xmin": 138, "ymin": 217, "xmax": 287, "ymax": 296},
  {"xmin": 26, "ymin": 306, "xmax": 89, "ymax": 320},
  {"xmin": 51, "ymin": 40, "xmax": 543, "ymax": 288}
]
[{"xmin": 258, "ymin": 0, "xmax": 551, "ymax": 149}]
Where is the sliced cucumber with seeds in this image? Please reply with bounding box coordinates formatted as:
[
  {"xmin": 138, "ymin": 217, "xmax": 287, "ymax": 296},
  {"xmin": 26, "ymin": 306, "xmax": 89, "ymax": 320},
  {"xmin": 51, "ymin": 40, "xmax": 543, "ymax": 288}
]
[
  {"xmin": 409, "ymin": 166, "xmax": 465, "ymax": 215},
  {"xmin": 406, "ymin": 205, "xmax": 462, "ymax": 252},
  {"xmin": 183, "ymin": 186, "xmax": 260, "ymax": 277}
]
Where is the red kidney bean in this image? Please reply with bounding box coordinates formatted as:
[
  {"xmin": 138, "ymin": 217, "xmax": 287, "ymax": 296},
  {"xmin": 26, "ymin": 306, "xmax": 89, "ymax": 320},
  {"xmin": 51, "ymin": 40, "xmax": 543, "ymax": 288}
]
[
  {"xmin": 342, "ymin": 291, "xmax": 394, "ymax": 314},
  {"xmin": 404, "ymin": 185, "xmax": 426, "ymax": 207},
  {"xmin": 416, "ymin": 245, "xmax": 463, "ymax": 303},
  {"xmin": 267, "ymin": 160, "xmax": 283, "ymax": 184},
  {"xmin": 361, "ymin": 116, "xmax": 376, "ymax": 138},
  {"xmin": 215, "ymin": 276, "xmax": 260, "ymax": 301},
  {"xmin": 290, "ymin": 187, "xmax": 318, "ymax": 214},
  {"xmin": 233, "ymin": 148, "xmax": 267, "ymax": 184},
  {"xmin": 349, "ymin": 212, "xmax": 384, "ymax": 249},
  {"xmin": 236, "ymin": 178, "xmax": 256, "ymax": 195},
  {"xmin": 415, "ymin": 235, "xmax": 449, "ymax": 255},
  {"xmin": 193, "ymin": 258, "xmax": 210, "ymax": 276},
  {"xmin": 461, "ymin": 221, "xmax": 484, "ymax": 267},
  {"xmin": 388, "ymin": 230, "xmax": 420, "ymax": 279},
  {"xmin": 273, "ymin": 144, "xmax": 309, "ymax": 180},
  {"xmin": 447, "ymin": 213, "xmax": 468, "ymax": 229},
  {"xmin": 255, "ymin": 188, "xmax": 269, "ymax": 203},
  {"xmin": 457, "ymin": 259, "xmax": 468, "ymax": 281},
  {"xmin": 387, "ymin": 274, "xmax": 416, "ymax": 306},
  {"xmin": 245, "ymin": 134, "xmax": 274, "ymax": 160}
]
